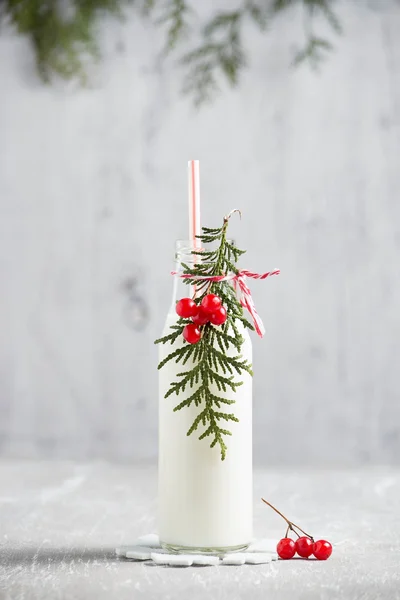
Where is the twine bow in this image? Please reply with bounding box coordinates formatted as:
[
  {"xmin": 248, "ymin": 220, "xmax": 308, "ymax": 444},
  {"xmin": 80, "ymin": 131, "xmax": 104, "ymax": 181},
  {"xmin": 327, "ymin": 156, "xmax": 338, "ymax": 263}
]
[{"xmin": 172, "ymin": 268, "xmax": 280, "ymax": 337}]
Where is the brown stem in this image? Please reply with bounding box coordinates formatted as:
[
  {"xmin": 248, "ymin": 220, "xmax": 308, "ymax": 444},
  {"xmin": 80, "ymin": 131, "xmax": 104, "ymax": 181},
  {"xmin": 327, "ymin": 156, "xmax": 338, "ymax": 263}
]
[
  {"xmin": 205, "ymin": 280, "xmax": 214, "ymax": 295},
  {"xmin": 191, "ymin": 280, "xmax": 208, "ymax": 300},
  {"xmin": 261, "ymin": 498, "xmax": 291, "ymax": 526},
  {"xmin": 261, "ymin": 498, "xmax": 314, "ymax": 541},
  {"xmin": 291, "ymin": 523, "xmax": 314, "ymax": 541},
  {"xmin": 223, "ymin": 208, "xmax": 242, "ymax": 223},
  {"xmin": 291, "ymin": 525, "xmax": 301, "ymax": 539}
]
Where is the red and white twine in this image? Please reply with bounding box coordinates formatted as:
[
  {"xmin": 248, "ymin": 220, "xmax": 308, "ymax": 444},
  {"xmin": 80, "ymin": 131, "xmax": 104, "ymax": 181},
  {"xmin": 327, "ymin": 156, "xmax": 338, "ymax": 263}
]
[{"xmin": 172, "ymin": 268, "xmax": 280, "ymax": 337}]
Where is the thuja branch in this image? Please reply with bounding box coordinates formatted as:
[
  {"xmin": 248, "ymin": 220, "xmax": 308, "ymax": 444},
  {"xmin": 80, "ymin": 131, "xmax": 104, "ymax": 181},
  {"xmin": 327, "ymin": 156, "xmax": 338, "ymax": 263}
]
[
  {"xmin": 0, "ymin": 0, "xmax": 342, "ymax": 103},
  {"xmin": 155, "ymin": 211, "xmax": 253, "ymax": 460},
  {"xmin": 179, "ymin": 0, "xmax": 342, "ymax": 105}
]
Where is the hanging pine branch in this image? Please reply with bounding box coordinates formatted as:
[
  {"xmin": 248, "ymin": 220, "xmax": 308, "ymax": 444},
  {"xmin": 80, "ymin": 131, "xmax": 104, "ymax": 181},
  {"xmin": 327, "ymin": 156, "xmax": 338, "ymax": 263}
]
[
  {"xmin": 0, "ymin": 0, "xmax": 125, "ymax": 83},
  {"xmin": 180, "ymin": 0, "xmax": 341, "ymax": 104},
  {"xmin": 0, "ymin": 0, "xmax": 342, "ymax": 102},
  {"xmin": 155, "ymin": 211, "xmax": 253, "ymax": 460},
  {"xmin": 157, "ymin": 0, "xmax": 191, "ymax": 52}
]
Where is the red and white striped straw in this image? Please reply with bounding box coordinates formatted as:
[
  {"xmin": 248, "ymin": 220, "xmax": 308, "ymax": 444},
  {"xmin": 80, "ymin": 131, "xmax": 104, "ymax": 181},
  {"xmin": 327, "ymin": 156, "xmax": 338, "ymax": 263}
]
[{"xmin": 188, "ymin": 160, "xmax": 201, "ymax": 247}]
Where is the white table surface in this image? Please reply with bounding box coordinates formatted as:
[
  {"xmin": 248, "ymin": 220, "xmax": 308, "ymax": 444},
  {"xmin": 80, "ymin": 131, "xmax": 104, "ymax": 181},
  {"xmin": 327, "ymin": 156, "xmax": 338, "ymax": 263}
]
[{"xmin": 0, "ymin": 460, "xmax": 399, "ymax": 600}]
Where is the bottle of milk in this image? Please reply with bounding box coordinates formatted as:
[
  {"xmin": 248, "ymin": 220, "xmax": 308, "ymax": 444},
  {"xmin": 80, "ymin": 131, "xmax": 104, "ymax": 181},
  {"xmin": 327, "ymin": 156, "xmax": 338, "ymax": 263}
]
[{"xmin": 158, "ymin": 241, "xmax": 253, "ymax": 553}]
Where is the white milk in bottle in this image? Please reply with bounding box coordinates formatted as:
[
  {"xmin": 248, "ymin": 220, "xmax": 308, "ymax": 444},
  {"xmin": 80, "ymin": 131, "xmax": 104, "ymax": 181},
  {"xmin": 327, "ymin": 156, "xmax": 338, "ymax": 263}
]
[{"xmin": 158, "ymin": 241, "xmax": 253, "ymax": 553}]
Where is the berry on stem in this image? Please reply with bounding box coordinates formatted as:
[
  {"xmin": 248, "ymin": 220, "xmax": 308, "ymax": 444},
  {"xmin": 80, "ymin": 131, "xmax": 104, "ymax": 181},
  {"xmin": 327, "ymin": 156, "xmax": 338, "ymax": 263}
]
[
  {"xmin": 261, "ymin": 498, "xmax": 333, "ymax": 562},
  {"xmin": 201, "ymin": 293, "xmax": 222, "ymax": 314},
  {"xmin": 209, "ymin": 306, "xmax": 227, "ymax": 326},
  {"xmin": 183, "ymin": 324, "xmax": 202, "ymax": 344},
  {"xmin": 313, "ymin": 540, "xmax": 332, "ymax": 560},
  {"xmin": 192, "ymin": 306, "xmax": 210, "ymax": 326},
  {"xmin": 295, "ymin": 536, "xmax": 314, "ymax": 558},
  {"xmin": 277, "ymin": 538, "xmax": 296, "ymax": 560},
  {"xmin": 176, "ymin": 298, "xmax": 198, "ymax": 318}
]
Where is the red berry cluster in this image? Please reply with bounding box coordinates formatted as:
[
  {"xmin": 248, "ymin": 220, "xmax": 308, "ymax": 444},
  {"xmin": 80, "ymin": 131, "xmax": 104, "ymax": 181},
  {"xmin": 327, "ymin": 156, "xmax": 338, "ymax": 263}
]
[
  {"xmin": 277, "ymin": 537, "xmax": 332, "ymax": 561},
  {"xmin": 261, "ymin": 498, "xmax": 333, "ymax": 561},
  {"xmin": 176, "ymin": 294, "xmax": 227, "ymax": 344}
]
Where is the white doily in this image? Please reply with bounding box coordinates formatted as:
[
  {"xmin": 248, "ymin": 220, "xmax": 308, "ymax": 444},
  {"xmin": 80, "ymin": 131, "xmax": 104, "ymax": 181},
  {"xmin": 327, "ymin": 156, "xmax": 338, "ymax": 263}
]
[{"xmin": 116, "ymin": 534, "xmax": 278, "ymax": 567}]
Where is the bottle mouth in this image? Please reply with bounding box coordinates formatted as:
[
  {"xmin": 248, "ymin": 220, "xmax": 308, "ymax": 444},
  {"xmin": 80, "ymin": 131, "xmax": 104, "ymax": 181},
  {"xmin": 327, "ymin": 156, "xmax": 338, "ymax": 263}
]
[{"xmin": 175, "ymin": 239, "xmax": 235, "ymax": 263}]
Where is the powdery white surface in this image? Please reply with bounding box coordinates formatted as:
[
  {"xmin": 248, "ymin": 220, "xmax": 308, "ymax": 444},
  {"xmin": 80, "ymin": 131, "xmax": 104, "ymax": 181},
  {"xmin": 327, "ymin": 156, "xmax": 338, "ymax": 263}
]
[
  {"xmin": 1, "ymin": 461, "xmax": 400, "ymax": 600},
  {"xmin": 116, "ymin": 534, "xmax": 278, "ymax": 566}
]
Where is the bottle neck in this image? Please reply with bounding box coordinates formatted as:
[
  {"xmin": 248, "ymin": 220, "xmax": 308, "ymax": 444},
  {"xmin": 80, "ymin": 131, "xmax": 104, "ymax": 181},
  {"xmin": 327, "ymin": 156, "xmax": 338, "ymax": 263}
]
[
  {"xmin": 169, "ymin": 258, "xmax": 206, "ymax": 314},
  {"xmin": 168, "ymin": 239, "xmax": 235, "ymax": 314}
]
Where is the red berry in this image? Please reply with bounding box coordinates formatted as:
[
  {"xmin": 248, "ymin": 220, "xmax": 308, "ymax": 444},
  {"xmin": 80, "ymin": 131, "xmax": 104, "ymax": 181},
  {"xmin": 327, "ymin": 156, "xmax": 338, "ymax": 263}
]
[
  {"xmin": 192, "ymin": 306, "xmax": 210, "ymax": 326},
  {"xmin": 295, "ymin": 536, "xmax": 314, "ymax": 558},
  {"xmin": 313, "ymin": 540, "xmax": 332, "ymax": 560},
  {"xmin": 277, "ymin": 538, "xmax": 296, "ymax": 560},
  {"xmin": 201, "ymin": 294, "xmax": 222, "ymax": 314},
  {"xmin": 183, "ymin": 324, "xmax": 201, "ymax": 344},
  {"xmin": 209, "ymin": 306, "xmax": 227, "ymax": 326},
  {"xmin": 176, "ymin": 298, "xmax": 198, "ymax": 318}
]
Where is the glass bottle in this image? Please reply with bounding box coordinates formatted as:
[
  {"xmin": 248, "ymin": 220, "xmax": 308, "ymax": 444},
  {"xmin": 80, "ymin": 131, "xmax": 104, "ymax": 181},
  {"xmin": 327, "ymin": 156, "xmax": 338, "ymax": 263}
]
[{"xmin": 158, "ymin": 241, "xmax": 253, "ymax": 554}]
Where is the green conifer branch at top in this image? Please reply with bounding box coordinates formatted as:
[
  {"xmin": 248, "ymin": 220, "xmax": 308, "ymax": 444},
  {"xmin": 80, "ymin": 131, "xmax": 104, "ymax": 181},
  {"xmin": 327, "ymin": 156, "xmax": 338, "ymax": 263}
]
[
  {"xmin": 154, "ymin": 210, "xmax": 253, "ymax": 461},
  {"xmin": 0, "ymin": 0, "xmax": 342, "ymax": 104}
]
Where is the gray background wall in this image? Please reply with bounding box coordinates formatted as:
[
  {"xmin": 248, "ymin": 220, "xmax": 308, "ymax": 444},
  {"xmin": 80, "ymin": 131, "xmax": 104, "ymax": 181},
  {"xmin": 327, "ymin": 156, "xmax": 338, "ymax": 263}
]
[{"xmin": 0, "ymin": 0, "xmax": 399, "ymax": 466}]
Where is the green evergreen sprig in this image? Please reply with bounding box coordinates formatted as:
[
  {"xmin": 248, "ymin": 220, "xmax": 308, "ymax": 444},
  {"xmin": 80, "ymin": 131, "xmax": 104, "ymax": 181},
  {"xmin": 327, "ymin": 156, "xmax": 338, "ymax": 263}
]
[
  {"xmin": 0, "ymin": 0, "xmax": 342, "ymax": 103},
  {"xmin": 155, "ymin": 210, "xmax": 254, "ymax": 460}
]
